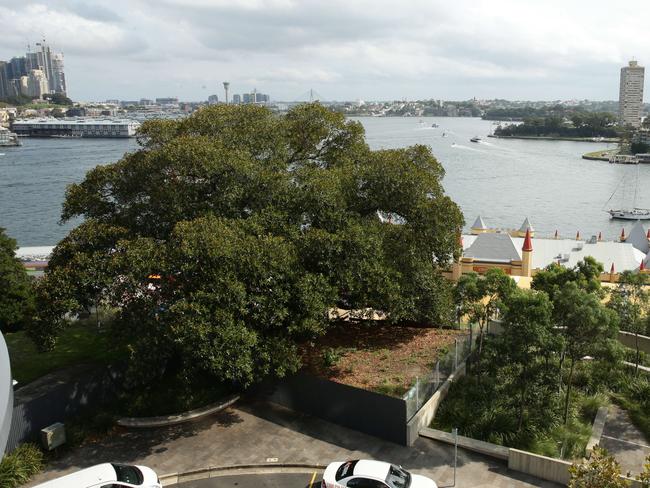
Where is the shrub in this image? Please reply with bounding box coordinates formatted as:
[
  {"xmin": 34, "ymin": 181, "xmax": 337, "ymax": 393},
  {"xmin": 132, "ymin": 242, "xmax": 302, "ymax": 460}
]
[
  {"xmin": 322, "ymin": 347, "xmax": 343, "ymax": 367},
  {"xmin": 569, "ymin": 446, "xmax": 628, "ymax": 488},
  {"xmin": 0, "ymin": 443, "xmax": 44, "ymax": 488},
  {"xmin": 578, "ymin": 392, "xmax": 609, "ymax": 421}
]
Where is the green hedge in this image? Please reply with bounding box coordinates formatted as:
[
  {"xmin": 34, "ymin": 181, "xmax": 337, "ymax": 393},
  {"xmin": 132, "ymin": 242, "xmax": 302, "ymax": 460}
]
[{"xmin": 0, "ymin": 443, "xmax": 44, "ymax": 488}]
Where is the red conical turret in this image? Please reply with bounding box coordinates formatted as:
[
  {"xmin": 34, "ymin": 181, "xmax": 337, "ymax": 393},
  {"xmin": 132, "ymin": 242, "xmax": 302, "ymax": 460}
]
[
  {"xmin": 621, "ymin": 228, "xmax": 626, "ymax": 241},
  {"xmin": 610, "ymin": 263, "xmax": 615, "ymax": 274},
  {"xmin": 522, "ymin": 228, "xmax": 533, "ymax": 252},
  {"xmin": 598, "ymin": 231, "xmax": 602, "ymax": 241},
  {"xmin": 554, "ymin": 229, "xmax": 558, "ymax": 239},
  {"xmin": 576, "ymin": 230, "xmax": 581, "ymax": 240}
]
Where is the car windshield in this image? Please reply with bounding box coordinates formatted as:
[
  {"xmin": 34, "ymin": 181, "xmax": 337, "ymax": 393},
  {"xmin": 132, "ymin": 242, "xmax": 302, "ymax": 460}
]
[
  {"xmin": 386, "ymin": 465, "xmax": 411, "ymax": 488},
  {"xmin": 112, "ymin": 464, "xmax": 143, "ymax": 485},
  {"xmin": 336, "ymin": 460, "xmax": 359, "ymax": 481}
]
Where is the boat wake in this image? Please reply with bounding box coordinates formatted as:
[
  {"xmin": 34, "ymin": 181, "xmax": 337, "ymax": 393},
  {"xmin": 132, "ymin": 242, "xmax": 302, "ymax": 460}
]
[{"xmin": 451, "ymin": 144, "xmax": 481, "ymax": 152}]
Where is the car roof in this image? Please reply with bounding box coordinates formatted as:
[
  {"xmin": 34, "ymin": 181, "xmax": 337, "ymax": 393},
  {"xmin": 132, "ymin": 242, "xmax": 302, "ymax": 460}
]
[
  {"xmin": 353, "ymin": 460, "xmax": 391, "ymax": 479},
  {"xmin": 34, "ymin": 463, "xmax": 116, "ymax": 487}
]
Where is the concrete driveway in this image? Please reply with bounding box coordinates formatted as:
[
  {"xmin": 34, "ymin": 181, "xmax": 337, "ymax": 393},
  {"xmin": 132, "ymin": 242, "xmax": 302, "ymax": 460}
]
[
  {"xmin": 600, "ymin": 405, "xmax": 650, "ymax": 477},
  {"xmin": 27, "ymin": 398, "xmax": 559, "ymax": 488}
]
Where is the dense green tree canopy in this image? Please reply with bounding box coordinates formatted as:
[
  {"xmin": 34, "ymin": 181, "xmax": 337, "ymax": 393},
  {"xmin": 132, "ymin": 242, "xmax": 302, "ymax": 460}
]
[
  {"xmin": 0, "ymin": 228, "xmax": 34, "ymax": 332},
  {"xmin": 32, "ymin": 103, "xmax": 464, "ymax": 386}
]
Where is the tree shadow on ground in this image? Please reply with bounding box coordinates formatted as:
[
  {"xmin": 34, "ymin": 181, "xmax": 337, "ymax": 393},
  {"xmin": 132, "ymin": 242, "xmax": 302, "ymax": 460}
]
[{"xmin": 40, "ymin": 409, "xmax": 243, "ymax": 477}]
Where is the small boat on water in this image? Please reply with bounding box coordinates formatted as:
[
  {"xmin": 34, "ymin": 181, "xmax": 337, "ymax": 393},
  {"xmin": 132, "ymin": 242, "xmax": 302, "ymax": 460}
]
[
  {"xmin": 431, "ymin": 123, "xmax": 439, "ymax": 128},
  {"xmin": 608, "ymin": 209, "xmax": 650, "ymax": 220},
  {"xmin": 470, "ymin": 136, "xmax": 481, "ymax": 143},
  {"xmin": 605, "ymin": 166, "xmax": 650, "ymax": 220},
  {"xmin": 609, "ymin": 154, "xmax": 638, "ymax": 165}
]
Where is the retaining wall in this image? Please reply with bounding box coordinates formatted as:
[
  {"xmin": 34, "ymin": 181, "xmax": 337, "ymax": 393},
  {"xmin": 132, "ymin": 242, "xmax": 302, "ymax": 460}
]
[
  {"xmin": 405, "ymin": 364, "xmax": 466, "ymax": 446},
  {"xmin": 618, "ymin": 330, "xmax": 650, "ymax": 354},
  {"xmin": 508, "ymin": 449, "xmax": 572, "ymax": 485},
  {"xmin": 586, "ymin": 406, "xmax": 608, "ymax": 457},
  {"xmin": 7, "ymin": 364, "xmax": 122, "ymax": 451},
  {"xmin": 260, "ymin": 373, "xmax": 408, "ymax": 445}
]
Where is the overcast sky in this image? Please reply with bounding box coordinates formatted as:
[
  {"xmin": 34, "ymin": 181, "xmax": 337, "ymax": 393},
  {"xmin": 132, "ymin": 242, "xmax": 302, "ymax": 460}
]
[{"xmin": 1, "ymin": 0, "xmax": 649, "ymax": 102}]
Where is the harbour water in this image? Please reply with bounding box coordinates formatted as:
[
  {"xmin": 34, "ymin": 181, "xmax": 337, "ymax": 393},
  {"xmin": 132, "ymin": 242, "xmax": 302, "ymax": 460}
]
[{"xmin": 1, "ymin": 116, "xmax": 649, "ymax": 246}]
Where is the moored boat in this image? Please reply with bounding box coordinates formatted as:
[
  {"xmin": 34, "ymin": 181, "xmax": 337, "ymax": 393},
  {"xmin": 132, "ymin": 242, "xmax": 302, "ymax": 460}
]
[
  {"xmin": 470, "ymin": 136, "xmax": 481, "ymax": 143},
  {"xmin": 609, "ymin": 209, "xmax": 650, "ymax": 220},
  {"xmin": 0, "ymin": 127, "xmax": 21, "ymax": 146}
]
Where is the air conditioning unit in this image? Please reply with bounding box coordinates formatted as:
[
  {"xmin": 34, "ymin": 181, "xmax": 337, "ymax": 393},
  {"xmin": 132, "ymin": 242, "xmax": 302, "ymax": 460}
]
[{"xmin": 41, "ymin": 422, "xmax": 66, "ymax": 450}]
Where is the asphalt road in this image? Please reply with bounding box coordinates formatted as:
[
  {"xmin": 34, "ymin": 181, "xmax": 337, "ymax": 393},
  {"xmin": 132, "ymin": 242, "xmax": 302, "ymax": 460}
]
[{"xmin": 177, "ymin": 471, "xmax": 322, "ymax": 488}]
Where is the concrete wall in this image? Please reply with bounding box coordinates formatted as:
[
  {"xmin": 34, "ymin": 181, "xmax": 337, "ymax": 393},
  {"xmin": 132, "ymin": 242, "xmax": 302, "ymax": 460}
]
[
  {"xmin": 260, "ymin": 373, "xmax": 408, "ymax": 445},
  {"xmin": 586, "ymin": 406, "xmax": 608, "ymax": 457},
  {"xmin": 7, "ymin": 364, "xmax": 122, "ymax": 451},
  {"xmin": 618, "ymin": 330, "xmax": 650, "ymax": 354},
  {"xmin": 419, "ymin": 427, "xmax": 509, "ymax": 460},
  {"xmin": 405, "ymin": 364, "xmax": 466, "ymax": 446},
  {"xmin": 508, "ymin": 449, "xmax": 572, "ymax": 485}
]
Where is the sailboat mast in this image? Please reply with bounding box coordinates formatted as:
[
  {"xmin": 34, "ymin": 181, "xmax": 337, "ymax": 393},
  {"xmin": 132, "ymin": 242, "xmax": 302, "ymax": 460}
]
[{"xmin": 633, "ymin": 164, "xmax": 639, "ymax": 209}]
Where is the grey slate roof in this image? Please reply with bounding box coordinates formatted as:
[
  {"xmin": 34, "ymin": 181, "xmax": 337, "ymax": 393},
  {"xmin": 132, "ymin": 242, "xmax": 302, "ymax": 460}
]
[
  {"xmin": 626, "ymin": 221, "xmax": 649, "ymax": 254},
  {"xmin": 471, "ymin": 215, "xmax": 487, "ymax": 229},
  {"xmin": 464, "ymin": 233, "xmax": 522, "ymax": 262},
  {"xmin": 519, "ymin": 217, "xmax": 534, "ymax": 233}
]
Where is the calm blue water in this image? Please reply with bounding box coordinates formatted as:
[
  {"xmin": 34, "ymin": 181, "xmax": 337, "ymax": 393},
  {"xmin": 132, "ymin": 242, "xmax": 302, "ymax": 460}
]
[{"xmin": 1, "ymin": 117, "xmax": 648, "ymax": 246}]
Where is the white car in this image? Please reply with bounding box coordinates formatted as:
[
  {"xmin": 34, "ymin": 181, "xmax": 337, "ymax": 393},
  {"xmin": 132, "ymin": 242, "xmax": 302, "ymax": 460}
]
[
  {"xmin": 33, "ymin": 463, "xmax": 161, "ymax": 488},
  {"xmin": 322, "ymin": 459, "xmax": 437, "ymax": 488}
]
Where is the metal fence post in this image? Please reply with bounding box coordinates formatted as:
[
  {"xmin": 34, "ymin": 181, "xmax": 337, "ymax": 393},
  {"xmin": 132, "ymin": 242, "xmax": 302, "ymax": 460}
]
[{"xmin": 452, "ymin": 427, "xmax": 458, "ymax": 487}]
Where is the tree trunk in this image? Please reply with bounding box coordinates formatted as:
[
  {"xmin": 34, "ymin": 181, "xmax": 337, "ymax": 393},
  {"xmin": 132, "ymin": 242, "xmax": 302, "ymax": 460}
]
[
  {"xmin": 563, "ymin": 358, "xmax": 575, "ymax": 425},
  {"xmin": 557, "ymin": 346, "xmax": 565, "ymax": 394},
  {"xmin": 518, "ymin": 363, "xmax": 528, "ymax": 432}
]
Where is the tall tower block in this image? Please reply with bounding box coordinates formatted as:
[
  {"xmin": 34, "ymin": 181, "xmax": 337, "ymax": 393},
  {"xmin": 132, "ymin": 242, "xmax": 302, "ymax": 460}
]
[
  {"xmin": 223, "ymin": 81, "xmax": 230, "ymax": 104},
  {"xmin": 619, "ymin": 60, "xmax": 645, "ymax": 128}
]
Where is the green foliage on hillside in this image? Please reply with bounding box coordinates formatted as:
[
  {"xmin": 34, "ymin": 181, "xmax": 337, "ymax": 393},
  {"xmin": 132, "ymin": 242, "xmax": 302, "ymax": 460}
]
[
  {"xmin": 435, "ymin": 259, "xmax": 625, "ymax": 459},
  {"xmin": 494, "ymin": 112, "xmax": 619, "ymax": 138},
  {"xmin": 0, "ymin": 228, "xmax": 34, "ymax": 333}
]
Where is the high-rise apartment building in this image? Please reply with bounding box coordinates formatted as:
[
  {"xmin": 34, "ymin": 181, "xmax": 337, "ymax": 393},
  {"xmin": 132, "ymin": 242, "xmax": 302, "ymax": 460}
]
[
  {"xmin": 20, "ymin": 70, "xmax": 49, "ymax": 98},
  {"xmin": 619, "ymin": 60, "xmax": 645, "ymax": 128},
  {"xmin": 0, "ymin": 41, "xmax": 66, "ymax": 100},
  {"xmin": 0, "ymin": 63, "xmax": 8, "ymax": 99}
]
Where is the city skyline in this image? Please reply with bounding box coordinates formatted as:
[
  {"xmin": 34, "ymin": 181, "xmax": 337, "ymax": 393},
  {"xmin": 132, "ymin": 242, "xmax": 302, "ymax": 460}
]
[
  {"xmin": 1, "ymin": 1, "xmax": 650, "ymax": 102},
  {"xmin": 0, "ymin": 39, "xmax": 66, "ymax": 99}
]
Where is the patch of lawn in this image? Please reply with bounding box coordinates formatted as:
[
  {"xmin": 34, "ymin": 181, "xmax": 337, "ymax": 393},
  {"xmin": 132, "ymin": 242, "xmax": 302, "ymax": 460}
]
[{"xmin": 5, "ymin": 319, "xmax": 125, "ymax": 386}]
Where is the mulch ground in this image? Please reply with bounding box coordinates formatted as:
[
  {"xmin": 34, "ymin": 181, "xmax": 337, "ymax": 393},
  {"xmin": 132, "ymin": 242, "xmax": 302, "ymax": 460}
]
[{"xmin": 300, "ymin": 322, "xmax": 462, "ymax": 397}]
